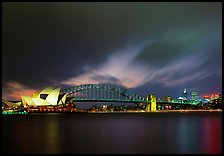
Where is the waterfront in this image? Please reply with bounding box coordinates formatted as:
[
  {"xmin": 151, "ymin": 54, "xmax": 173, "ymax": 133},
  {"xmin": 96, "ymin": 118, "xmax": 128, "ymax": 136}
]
[{"xmin": 2, "ymin": 112, "xmax": 222, "ymax": 154}]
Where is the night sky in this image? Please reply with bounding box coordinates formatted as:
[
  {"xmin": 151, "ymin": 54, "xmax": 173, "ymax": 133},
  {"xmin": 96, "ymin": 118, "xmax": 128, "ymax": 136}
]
[{"xmin": 2, "ymin": 2, "xmax": 222, "ymax": 101}]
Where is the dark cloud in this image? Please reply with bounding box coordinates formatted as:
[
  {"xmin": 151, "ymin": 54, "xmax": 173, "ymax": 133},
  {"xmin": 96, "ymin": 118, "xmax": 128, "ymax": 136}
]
[{"xmin": 2, "ymin": 2, "xmax": 222, "ymax": 100}]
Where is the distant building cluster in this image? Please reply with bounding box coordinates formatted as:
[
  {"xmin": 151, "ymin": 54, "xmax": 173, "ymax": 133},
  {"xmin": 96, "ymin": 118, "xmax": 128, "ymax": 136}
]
[
  {"xmin": 203, "ymin": 94, "xmax": 222, "ymax": 104},
  {"xmin": 157, "ymin": 89, "xmax": 222, "ymax": 105}
]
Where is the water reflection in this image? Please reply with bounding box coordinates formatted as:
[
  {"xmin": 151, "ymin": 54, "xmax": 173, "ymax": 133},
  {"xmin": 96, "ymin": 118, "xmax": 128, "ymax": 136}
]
[
  {"xmin": 45, "ymin": 115, "xmax": 60, "ymax": 154},
  {"xmin": 177, "ymin": 116, "xmax": 201, "ymax": 154},
  {"xmin": 2, "ymin": 113, "xmax": 222, "ymax": 154},
  {"xmin": 200, "ymin": 116, "xmax": 222, "ymax": 154}
]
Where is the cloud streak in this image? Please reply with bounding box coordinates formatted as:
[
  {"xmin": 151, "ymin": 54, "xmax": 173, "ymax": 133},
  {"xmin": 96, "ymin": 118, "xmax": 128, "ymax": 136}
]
[
  {"xmin": 62, "ymin": 42, "xmax": 151, "ymax": 88},
  {"xmin": 61, "ymin": 33, "xmax": 212, "ymax": 89}
]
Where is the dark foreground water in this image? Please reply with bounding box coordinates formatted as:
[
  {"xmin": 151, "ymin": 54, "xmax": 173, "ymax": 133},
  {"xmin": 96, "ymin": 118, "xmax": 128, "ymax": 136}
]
[{"xmin": 2, "ymin": 112, "xmax": 222, "ymax": 154}]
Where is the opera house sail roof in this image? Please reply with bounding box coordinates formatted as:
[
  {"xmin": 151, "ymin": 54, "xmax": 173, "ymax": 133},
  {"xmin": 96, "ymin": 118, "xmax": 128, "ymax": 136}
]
[{"xmin": 21, "ymin": 87, "xmax": 67, "ymax": 107}]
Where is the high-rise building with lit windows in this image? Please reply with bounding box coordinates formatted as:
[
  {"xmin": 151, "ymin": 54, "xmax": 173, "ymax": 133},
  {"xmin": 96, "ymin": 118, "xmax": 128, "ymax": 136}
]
[
  {"xmin": 182, "ymin": 88, "xmax": 188, "ymax": 99},
  {"xmin": 192, "ymin": 92, "xmax": 198, "ymax": 100}
]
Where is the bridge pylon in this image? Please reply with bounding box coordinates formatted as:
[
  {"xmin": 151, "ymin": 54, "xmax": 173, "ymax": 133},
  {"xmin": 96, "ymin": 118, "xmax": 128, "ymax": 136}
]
[{"xmin": 145, "ymin": 94, "xmax": 157, "ymax": 112}]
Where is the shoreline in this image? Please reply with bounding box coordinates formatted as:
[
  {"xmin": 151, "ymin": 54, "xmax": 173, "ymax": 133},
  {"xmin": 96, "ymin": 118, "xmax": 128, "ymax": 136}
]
[
  {"xmin": 88, "ymin": 109, "xmax": 222, "ymax": 113},
  {"xmin": 2, "ymin": 109, "xmax": 222, "ymax": 115}
]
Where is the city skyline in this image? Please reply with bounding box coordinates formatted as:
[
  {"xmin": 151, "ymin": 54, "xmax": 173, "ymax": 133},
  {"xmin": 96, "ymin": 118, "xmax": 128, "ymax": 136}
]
[{"xmin": 2, "ymin": 2, "xmax": 222, "ymax": 100}]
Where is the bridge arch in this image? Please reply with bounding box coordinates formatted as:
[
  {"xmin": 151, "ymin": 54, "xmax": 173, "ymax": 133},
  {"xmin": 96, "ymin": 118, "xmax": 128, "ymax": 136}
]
[{"xmin": 61, "ymin": 84, "xmax": 146, "ymax": 103}]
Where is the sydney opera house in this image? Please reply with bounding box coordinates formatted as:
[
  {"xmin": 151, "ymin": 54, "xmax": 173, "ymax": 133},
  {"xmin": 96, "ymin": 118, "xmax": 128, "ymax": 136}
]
[
  {"xmin": 21, "ymin": 87, "xmax": 68, "ymax": 107},
  {"xmin": 3, "ymin": 87, "xmax": 69, "ymax": 109},
  {"xmin": 2, "ymin": 100, "xmax": 22, "ymax": 109}
]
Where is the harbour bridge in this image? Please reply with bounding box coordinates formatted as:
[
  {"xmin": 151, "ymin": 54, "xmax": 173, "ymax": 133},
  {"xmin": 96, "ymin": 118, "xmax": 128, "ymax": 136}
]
[
  {"xmin": 61, "ymin": 83, "xmax": 149, "ymax": 103},
  {"xmin": 60, "ymin": 83, "xmax": 198, "ymax": 111}
]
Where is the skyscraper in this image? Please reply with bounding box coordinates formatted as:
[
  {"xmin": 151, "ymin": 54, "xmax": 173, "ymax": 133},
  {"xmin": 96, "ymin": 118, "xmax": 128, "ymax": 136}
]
[
  {"xmin": 192, "ymin": 92, "xmax": 198, "ymax": 100},
  {"xmin": 183, "ymin": 88, "xmax": 188, "ymax": 100}
]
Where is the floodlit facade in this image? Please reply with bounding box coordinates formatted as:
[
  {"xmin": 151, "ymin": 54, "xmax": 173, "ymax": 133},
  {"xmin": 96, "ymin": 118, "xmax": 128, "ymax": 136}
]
[
  {"xmin": 59, "ymin": 93, "xmax": 67, "ymax": 105},
  {"xmin": 146, "ymin": 94, "xmax": 157, "ymax": 111},
  {"xmin": 37, "ymin": 87, "xmax": 54, "ymax": 98},
  {"xmin": 45, "ymin": 88, "xmax": 60, "ymax": 106},
  {"xmin": 21, "ymin": 87, "xmax": 67, "ymax": 107},
  {"xmin": 21, "ymin": 95, "xmax": 36, "ymax": 106},
  {"xmin": 2, "ymin": 100, "xmax": 22, "ymax": 109}
]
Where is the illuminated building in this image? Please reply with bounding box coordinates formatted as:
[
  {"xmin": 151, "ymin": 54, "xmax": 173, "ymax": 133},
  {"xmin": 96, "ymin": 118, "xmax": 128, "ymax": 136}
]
[
  {"xmin": 178, "ymin": 96, "xmax": 187, "ymax": 104},
  {"xmin": 150, "ymin": 94, "xmax": 157, "ymax": 111},
  {"xmin": 191, "ymin": 92, "xmax": 198, "ymax": 100},
  {"xmin": 177, "ymin": 89, "xmax": 188, "ymax": 103},
  {"xmin": 102, "ymin": 105, "xmax": 107, "ymax": 112},
  {"xmin": 203, "ymin": 96, "xmax": 210, "ymax": 104},
  {"xmin": 163, "ymin": 96, "xmax": 171, "ymax": 103},
  {"xmin": 32, "ymin": 92, "xmax": 39, "ymax": 98},
  {"xmin": 210, "ymin": 94, "xmax": 218, "ymax": 101},
  {"xmin": 219, "ymin": 94, "xmax": 222, "ymax": 104},
  {"xmin": 210, "ymin": 94, "xmax": 222, "ymax": 104},
  {"xmin": 182, "ymin": 88, "xmax": 188, "ymax": 100},
  {"xmin": 21, "ymin": 87, "xmax": 67, "ymax": 107},
  {"xmin": 2, "ymin": 100, "xmax": 22, "ymax": 109},
  {"xmin": 146, "ymin": 94, "xmax": 157, "ymax": 111}
]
